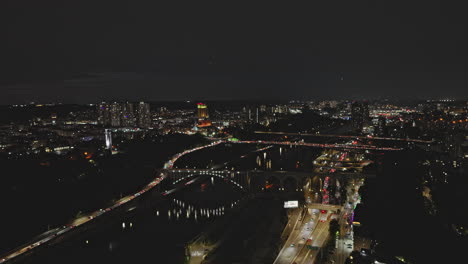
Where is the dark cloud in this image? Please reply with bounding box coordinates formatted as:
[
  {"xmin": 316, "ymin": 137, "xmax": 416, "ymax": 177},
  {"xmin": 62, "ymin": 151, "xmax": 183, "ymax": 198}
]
[{"xmin": 0, "ymin": 1, "xmax": 467, "ymax": 104}]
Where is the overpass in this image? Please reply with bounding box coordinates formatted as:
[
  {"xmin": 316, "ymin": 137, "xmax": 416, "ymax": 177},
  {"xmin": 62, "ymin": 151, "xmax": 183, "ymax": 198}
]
[{"xmin": 307, "ymin": 203, "xmax": 341, "ymax": 211}]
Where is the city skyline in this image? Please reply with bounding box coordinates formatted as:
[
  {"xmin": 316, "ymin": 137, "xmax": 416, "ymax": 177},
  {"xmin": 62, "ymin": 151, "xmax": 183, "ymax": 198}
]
[{"xmin": 0, "ymin": 97, "xmax": 466, "ymax": 263}]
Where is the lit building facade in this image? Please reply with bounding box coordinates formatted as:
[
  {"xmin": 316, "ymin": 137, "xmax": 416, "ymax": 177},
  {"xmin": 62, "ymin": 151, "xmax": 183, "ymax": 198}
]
[
  {"xmin": 110, "ymin": 102, "xmax": 122, "ymax": 127},
  {"xmin": 121, "ymin": 102, "xmax": 135, "ymax": 127},
  {"xmin": 97, "ymin": 102, "xmax": 111, "ymax": 126},
  {"xmin": 375, "ymin": 116, "xmax": 387, "ymax": 136},
  {"xmin": 137, "ymin": 102, "xmax": 151, "ymax": 128},
  {"xmin": 196, "ymin": 103, "xmax": 212, "ymax": 128},
  {"xmin": 351, "ymin": 102, "xmax": 369, "ymax": 132},
  {"xmin": 197, "ymin": 103, "xmax": 209, "ymax": 119}
]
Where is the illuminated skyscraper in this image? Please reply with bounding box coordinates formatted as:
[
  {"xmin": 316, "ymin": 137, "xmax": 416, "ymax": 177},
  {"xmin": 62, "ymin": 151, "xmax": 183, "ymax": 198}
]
[
  {"xmin": 197, "ymin": 103, "xmax": 209, "ymax": 119},
  {"xmin": 137, "ymin": 102, "xmax": 151, "ymax": 128},
  {"xmin": 196, "ymin": 103, "xmax": 212, "ymax": 128}
]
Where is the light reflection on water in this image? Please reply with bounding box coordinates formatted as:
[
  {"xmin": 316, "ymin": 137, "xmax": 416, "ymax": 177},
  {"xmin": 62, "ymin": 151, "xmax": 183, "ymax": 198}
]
[
  {"xmin": 161, "ymin": 198, "xmax": 239, "ymax": 221},
  {"xmin": 222, "ymin": 145, "xmax": 323, "ymax": 172}
]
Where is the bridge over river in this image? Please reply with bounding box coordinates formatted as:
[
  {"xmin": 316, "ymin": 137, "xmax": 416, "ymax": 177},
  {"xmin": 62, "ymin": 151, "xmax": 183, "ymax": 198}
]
[{"xmin": 166, "ymin": 169, "xmax": 375, "ymax": 193}]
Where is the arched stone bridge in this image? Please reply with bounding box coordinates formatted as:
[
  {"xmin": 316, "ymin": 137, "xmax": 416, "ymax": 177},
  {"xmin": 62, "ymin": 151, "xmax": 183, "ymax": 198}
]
[{"xmin": 165, "ymin": 168, "xmax": 375, "ymax": 193}]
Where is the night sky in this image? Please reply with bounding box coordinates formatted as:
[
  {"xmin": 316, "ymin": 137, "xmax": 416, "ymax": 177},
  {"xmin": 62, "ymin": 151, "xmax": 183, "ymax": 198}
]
[{"xmin": 1, "ymin": 1, "xmax": 467, "ymax": 104}]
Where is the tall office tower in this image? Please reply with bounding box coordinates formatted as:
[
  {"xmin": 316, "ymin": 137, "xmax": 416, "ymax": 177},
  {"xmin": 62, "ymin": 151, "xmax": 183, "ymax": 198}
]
[
  {"xmin": 105, "ymin": 129, "xmax": 112, "ymax": 150},
  {"xmin": 137, "ymin": 102, "xmax": 151, "ymax": 128},
  {"xmin": 197, "ymin": 103, "xmax": 209, "ymax": 119},
  {"xmin": 97, "ymin": 102, "xmax": 111, "ymax": 126},
  {"xmin": 376, "ymin": 116, "xmax": 387, "ymax": 136},
  {"xmin": 351, "ymin": 102, "xmax": 369, "ymax": 132},
  {"xmin": 110, "ymin": 102, "xmax": 122, "ymax": 127},
  {"xmin": 121, "ymin": 102, "xmax": 135, "ymax": 127},
  {"xmin": 196, "ymin": 102, "xmax": 212, "ymax": 128}
]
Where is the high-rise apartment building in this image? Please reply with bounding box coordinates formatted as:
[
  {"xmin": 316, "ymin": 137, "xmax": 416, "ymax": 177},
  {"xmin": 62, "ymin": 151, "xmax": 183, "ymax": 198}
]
[
  {"xmin": 137, "ymin": 102, "xmax": 151, "ymax": 128},
  {"xmin": 246, "ymin": 106, "xmax": 260, "ymax": 123},
  {"xmin": 97, "ymin": 102, "xmax": 111, "ymax": 126},
  {"xmin": 376, "ymin": 116, "xmax": 387, "ymax": 136},
  {"xmin": 110, "ymin": 102, "xmax": 122, "ymax": 127},
  {"xmin": 98, "ymin": 101, "xmax": 148, "ymax": 128},
  {"xmin": 121, "ymin": 102, "xmax": 135, "ymax": 127},
  {"xmin": 351, "ymin": 102, "xmax": 369, "ymax": 132}
]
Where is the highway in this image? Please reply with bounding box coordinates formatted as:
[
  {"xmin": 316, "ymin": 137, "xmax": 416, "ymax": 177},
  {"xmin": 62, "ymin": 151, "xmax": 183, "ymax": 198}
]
[
  {"xmin": 334, "ymin": 233, "xmax": 354, "ymax": 264},
  {"xmin": 280, "ymin": 208, "xmax": 304, "ymax": 242},
  {"xmin": 274, "ymin": 209, "xmax": 318, "ymax": 264},
  {"xmin": 295, "ymin": 219, "xmax": 331, "ymax": 264},
  {"xmin": 271, "ymin": 148, "xmax": 367, "ymax": 264},
  {"xmin": 0, "ymin": 175, "xmax": 169, "ymax": 263},
  {"xmin": 275, "ymin": 206, "xmax": 340, "ymax": 264},
  {"xmin": 274, "ymin": 208, "xmax": 338, "ymax": 264}
]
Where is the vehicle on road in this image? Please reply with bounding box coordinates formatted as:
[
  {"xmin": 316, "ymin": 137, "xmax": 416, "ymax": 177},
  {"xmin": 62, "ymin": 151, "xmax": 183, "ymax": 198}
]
[
  {"xmin": 319, "ymin": 210, "xmax": 328, "ymax": 222},
  {"xmin": 306, "ymin": 239, "xmax": 313, "ymax": 249}
]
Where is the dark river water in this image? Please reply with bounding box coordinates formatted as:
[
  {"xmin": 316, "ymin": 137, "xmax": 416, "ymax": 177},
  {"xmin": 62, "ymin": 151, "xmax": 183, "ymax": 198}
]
[{"xmin": 174, "ymin": 143, "xmax": 324, "ymax": 172}]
